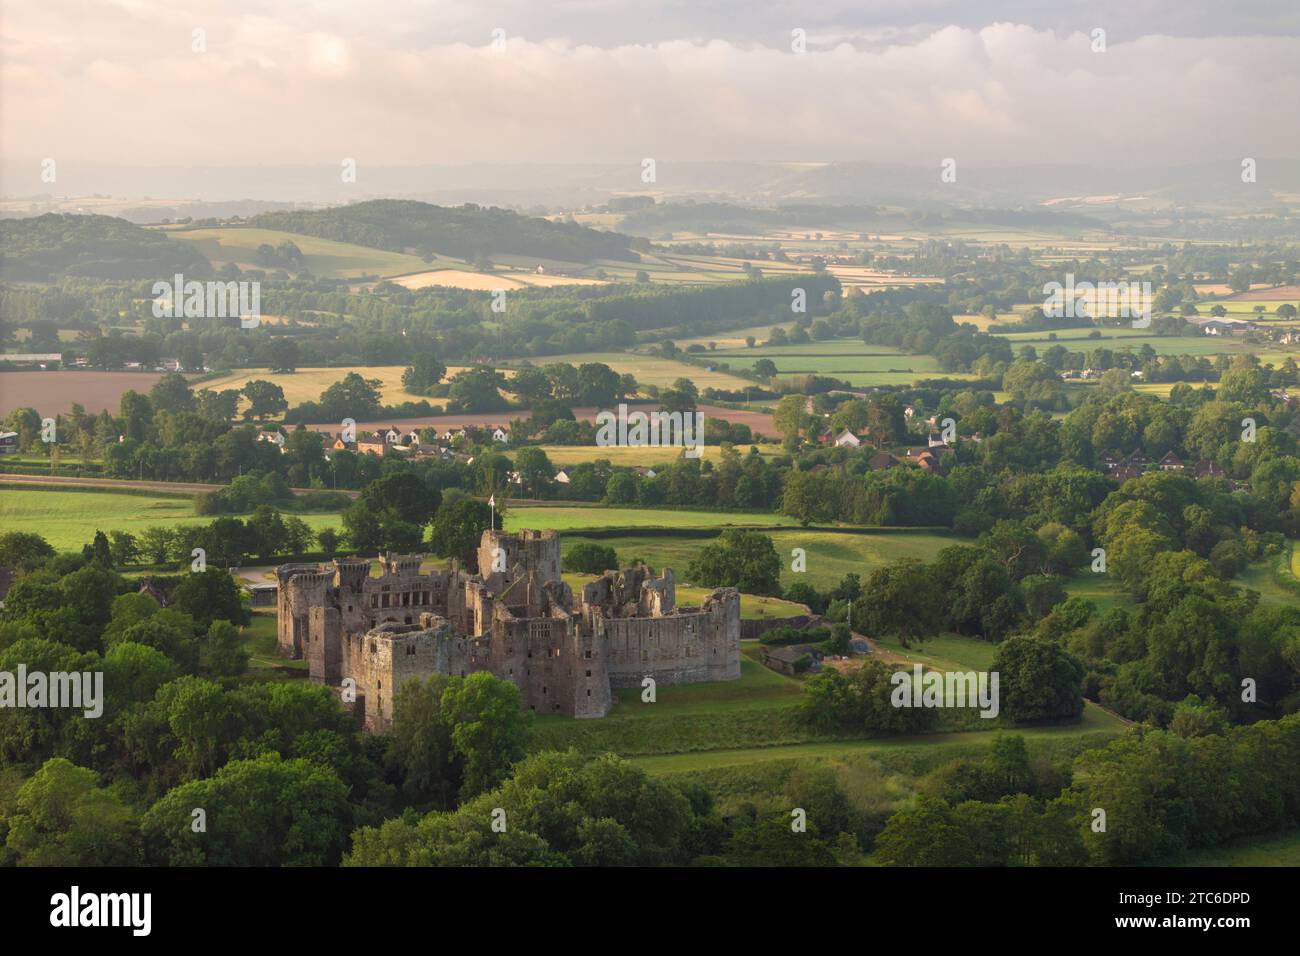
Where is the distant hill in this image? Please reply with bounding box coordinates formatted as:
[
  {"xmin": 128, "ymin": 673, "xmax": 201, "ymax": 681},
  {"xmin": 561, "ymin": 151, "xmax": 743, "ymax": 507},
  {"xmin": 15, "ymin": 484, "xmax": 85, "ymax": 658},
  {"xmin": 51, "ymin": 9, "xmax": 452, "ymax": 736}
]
[
  {"xmin": 252, "ymin": 200, "xmax": 642, "ymax": 263},
  {"xmin": 0, "ymin": 213, "xmax": 211, "ymax": 282}
]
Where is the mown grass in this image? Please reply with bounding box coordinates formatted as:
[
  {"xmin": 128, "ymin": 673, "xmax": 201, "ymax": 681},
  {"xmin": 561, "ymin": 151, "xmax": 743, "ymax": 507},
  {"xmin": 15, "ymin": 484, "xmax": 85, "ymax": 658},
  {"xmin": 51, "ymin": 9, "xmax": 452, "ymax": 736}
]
[{"xmin": 0, "ymin": 487, "xmax": 344, "ymax": 553}]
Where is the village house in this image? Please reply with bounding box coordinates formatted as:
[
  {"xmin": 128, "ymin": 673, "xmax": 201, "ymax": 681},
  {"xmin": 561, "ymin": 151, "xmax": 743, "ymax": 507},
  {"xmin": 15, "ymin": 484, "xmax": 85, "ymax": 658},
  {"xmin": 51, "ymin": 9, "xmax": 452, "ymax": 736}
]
[
  {"xmin": 1158, "ymin": 451, "xmax": 1185, "ymax": 473},
  {"xmin": 834, "ymin": 428, "xmax": 862, "ymax": 448}
]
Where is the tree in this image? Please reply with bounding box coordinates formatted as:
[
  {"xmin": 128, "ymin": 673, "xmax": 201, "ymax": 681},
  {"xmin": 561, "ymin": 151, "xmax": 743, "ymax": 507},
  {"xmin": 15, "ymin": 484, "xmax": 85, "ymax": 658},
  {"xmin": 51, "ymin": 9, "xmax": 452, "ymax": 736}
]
[
  {"xmin": 402, "ymin": 354, "xmax": 447, "ymax": 392},
  {"xmin": 202, "ymin": 620, "xmax": 249, "ymax": 677},
  {"xmin": 150, "ymin": 372, "xmax": 195, "ymax": 414},
  {"xmin": 2, "ymin": 758, "xmax": 140, "ymax": 866},
  {"xmin": 563, "ymin": 543, "xmax": 618, "ymax": 574},
  {"xmin": 991, "ymin": 636, "xmax": 1085, "ymax": 723},
  {"xmin": 141, "ymin": 752, "xmax": 350, "ymax": 866},
  {"xmin": 513, "ymin": 446, "xmax": 553, "ymax": 498},
  {"xmin": 241, "ymin": 380, "xmax": 288, "ymax": 420},
  {"xmin": 0, "ymin": 531, "xmax": 55, "ymax": 571},
  {"xmin": 171, "ymin": 568, "xmax": 251, "ymax": 630},
  {"xmin": 439, "ymin": 673, "xmax": 529, "ymax": 798},
  {"xmin": 773, "ymin": 393, "xmax": 813, "ymax": 449},
  {"xmin": 753, "ymin": 358, "xmax": 778, "ymax": 379},
  {"xmin": 685, "ymin": 529, "xmax": 780, "ymax": 596},
  {"xmin": 428, "ymin": 497, "xmax": 494, "ymax": 570},
  {"xmin": 852, "ymin": 559, "xmax": 942, "ymax": 647}
]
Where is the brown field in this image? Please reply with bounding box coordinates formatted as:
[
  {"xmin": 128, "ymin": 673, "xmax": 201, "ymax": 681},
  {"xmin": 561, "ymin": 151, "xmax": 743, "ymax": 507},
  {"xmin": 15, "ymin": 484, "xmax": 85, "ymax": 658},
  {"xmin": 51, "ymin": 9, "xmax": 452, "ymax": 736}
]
[
  {"xmin": 0, "ymin": 370, "xmax": 165, "ymax": 417},
  {"xmin": 1229, "ymin": 284, "xmax": 1300, "ymax": 301}
]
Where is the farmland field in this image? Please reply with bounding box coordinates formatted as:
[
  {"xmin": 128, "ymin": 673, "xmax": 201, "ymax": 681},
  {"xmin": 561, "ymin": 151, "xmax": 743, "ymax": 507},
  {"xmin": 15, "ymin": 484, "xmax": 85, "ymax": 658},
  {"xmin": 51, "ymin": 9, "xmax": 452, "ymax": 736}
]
[
  {"xmin": 711, "ymin": 338, "xmax": 981, "ymax": 386},
  {"xmin": 0, "ymin": 369, "xmax": 166, "ymax": 417},
  {"xmin": 499, "ymin": 351, "xmax": 754, "ymax": 391},
  {"xmin": 506, "ymin": 505, "xmax": 799, "ymax": 532},
  {"xmin": 556, "ymin": 527, "xmax": 957, "ymax": 591},
  {"xmin": 195, "ymin": 365, "xmax": 472, "ymax": 409},
  {"xmin": 526, "ymin": 443, "xmax": 779, "ymax": 467},
  {"xmin": 0, "ymin": 487, "xmax": 343, "ymax": 553},
  {"xmin": 165, "ymin": 226, "xmax": 431, "ymax": 278}
]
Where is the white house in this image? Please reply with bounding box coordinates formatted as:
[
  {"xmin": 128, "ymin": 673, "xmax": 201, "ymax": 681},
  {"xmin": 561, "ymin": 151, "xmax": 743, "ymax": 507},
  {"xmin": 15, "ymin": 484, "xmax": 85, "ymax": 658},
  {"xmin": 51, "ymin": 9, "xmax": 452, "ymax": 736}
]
[
  {"xmin": 833, "ymin": 429, "xmax": 862, "ymax": 448},
  {"xmin": 492, "ymin": 427, "xmax": 509, "ymax": 443},
  {"xmin": 554, "ymin": 469, "xmax": 572, "ymax": 484}
]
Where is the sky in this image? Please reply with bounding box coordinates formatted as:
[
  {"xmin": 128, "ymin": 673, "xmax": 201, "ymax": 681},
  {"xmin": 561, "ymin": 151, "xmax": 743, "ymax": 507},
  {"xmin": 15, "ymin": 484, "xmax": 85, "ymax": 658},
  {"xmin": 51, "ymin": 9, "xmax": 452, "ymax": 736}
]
[{"xmin": 2, "ymin": 0, "xmax": 1299, "ymax": 186}]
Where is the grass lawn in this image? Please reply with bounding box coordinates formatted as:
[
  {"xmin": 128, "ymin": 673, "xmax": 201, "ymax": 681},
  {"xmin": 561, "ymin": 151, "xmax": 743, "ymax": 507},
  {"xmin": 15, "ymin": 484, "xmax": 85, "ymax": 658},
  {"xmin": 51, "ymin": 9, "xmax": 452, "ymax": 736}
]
[
  {"xmin": 1, "ymin": 487, "xmax": 343, "ymax": 553},
  {"xmin": 871, "ymin": 632, "xmax": 999, "ymax": 672}
]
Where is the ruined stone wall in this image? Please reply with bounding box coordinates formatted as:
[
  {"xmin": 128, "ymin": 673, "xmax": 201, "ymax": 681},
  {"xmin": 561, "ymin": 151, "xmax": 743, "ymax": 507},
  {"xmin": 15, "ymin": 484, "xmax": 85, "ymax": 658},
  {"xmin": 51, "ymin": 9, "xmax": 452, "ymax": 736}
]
[
  {"xmin": 353, "ymin": 618, "xmax": 454, "ymax": 732},
  {"xmin": 478, "ymin": 528, "xmax": 560, "ymax": 590},
  {"xmin": 599, "ymin": 588, "xmax": 740, "ymax": 688}
]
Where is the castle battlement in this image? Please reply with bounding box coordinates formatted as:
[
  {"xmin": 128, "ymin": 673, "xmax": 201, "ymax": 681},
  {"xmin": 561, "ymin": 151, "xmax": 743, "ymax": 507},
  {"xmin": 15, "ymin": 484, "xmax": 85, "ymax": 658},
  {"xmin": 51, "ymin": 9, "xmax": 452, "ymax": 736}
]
[{"xmin": 276, "ymin": 528, "xmax": 739, "ymax": 730}]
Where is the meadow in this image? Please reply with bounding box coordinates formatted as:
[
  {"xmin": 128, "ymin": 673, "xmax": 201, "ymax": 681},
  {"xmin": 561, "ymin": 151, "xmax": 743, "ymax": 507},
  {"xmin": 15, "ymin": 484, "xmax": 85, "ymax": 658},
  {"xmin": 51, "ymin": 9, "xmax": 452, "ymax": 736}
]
[
  {"xmin": 0, "ymin": 486, "xmax": 343, "ymax": 553},
  {"xmin": 711, "ymin": 338, "xmax": 981, "ymax": 386},
  {"xmin": 554, "ymin": 527, "xmax": 957, "ymax": 591}
]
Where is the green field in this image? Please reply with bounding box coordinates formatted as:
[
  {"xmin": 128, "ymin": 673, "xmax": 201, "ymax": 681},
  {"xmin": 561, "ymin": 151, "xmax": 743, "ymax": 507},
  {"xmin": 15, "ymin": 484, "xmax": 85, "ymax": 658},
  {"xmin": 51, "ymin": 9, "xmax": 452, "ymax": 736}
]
[
  {"xmin": 0, "ymin": 487, "xmax": 343, "ymax": 553},
  {"xmin": 628, "ymin": 701, "xmax": 1128, "ymax": 775},
  {"xmin": 712, "ymin": 339, "xmax": 980, "ymax": 386},
  {"xmin": 165, "ymin": 226, "xmax": 433, "ymax": 279},
  {"xmin": 557, "ymin": 527, "xmax": 956, "ymax": 591},
  {"xmin": 505, "ymin": 506, "xmax": 799, "ymax": 532}
]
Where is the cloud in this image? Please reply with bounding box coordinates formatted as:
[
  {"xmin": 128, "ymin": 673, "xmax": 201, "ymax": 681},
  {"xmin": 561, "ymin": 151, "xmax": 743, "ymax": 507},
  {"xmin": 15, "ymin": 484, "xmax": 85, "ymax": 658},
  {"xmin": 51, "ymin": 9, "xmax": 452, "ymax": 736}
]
[{"xmin": 2, "ymin": 4, "xmax": 1297, "ymax": 172}]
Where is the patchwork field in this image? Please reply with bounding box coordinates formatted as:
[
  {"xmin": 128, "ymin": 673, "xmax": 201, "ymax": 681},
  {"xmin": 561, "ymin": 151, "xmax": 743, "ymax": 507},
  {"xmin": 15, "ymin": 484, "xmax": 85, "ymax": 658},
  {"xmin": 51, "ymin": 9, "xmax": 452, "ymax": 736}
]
[
  {"xmin": 499, "ymin": 351, "xmax": 754, "ymax": 392},
  {"xmin": 195, "ymin": 365, "xmax": 472, "ymax": 409},
  {"xmin": 165, "ymin": 226, "xmax": 431, "ymax": 279},
  {"xmin": 713, "ymin": 338, "xmax": 979, "ymax": 386}
]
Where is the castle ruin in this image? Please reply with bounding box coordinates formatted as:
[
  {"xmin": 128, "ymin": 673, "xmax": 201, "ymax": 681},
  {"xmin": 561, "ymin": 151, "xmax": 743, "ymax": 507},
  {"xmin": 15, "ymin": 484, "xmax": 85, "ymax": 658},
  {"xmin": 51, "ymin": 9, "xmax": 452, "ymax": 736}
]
[{"xmin": 275, "ymin": 529, "xmax": 741, "ymax": 730}]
